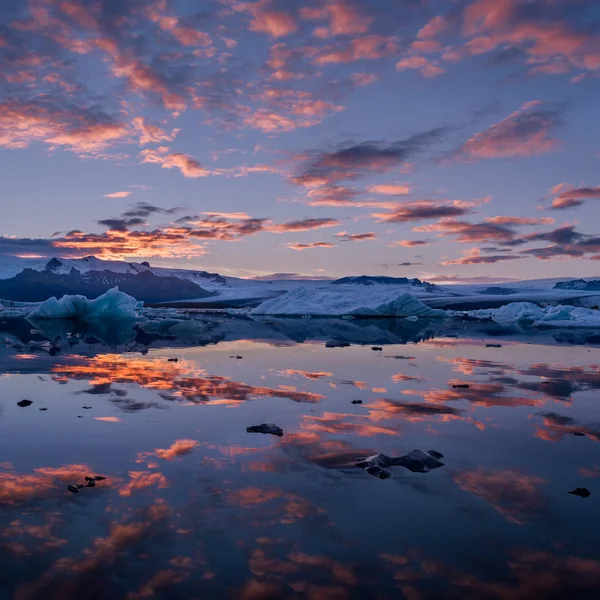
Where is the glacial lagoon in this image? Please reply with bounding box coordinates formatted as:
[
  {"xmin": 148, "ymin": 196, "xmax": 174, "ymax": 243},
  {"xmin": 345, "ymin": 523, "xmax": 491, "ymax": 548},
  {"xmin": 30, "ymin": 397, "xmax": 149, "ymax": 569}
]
[{"xmin": 1, "ymin": 315, "xmax": 599, "ymax": 599}]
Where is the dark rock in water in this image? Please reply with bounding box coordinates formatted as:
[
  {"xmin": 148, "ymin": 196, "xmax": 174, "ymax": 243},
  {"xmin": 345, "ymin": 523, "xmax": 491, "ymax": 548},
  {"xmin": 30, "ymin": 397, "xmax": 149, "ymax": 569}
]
[
  {"xmin": 453, "ymin": 384, "xmax": 470, "ymax": 389},
  {"xmin": 94, "ymin": 476, "xmax": 106, "ymax": 481},
  {"xmin": 168, "ymin": 358, "xmax": 179, "ymax": 362},
  {"xmin": 86, "ymin": 479, "xmax": 96, "ymax": 488},
  {"xmin": 325, "ymin": 341, "xmax": 351, "ymax": 348},
  {"xmin": 572, "ymin": 432, "xmax": 586, "ymax": 437},
  {"xmin": 17, "ymin": 399, "xmax": 33, "ymax": 407},
  {"xmin": 247, "ymin": 423, "xmax": 284, "ymax": 437},
  {"xmin": 485, "ymin": 344, "xmax": 502, "ymax": 348},
  {"xmin": 39, "ymin": 408, "xmax": 48, "ymax": 411},
  {"xmin": 371, "ymin": 346, "xmax": 383, "ymax": 351},
  {"xmin": 356, "ymin": 449, "xmax": 445, "ymax": 478},
  {"xmin": 85, "ymin": 476, "xmax": 95, "ymax": 482},
  {"xmin": 67, "ymin": 485, "xmax": 79, "ymax": 494},
  {"xmin": 230, "ymin": 355, "xmax": 243, "ymax": 359},
  {"xmin": 365, "ymin": 465, "xmax": 392, "ymax": 479},
  {"xmin": 82, "ymin": 406, "xmax": 93, "ymax": 409},
  {"xmin": 568, "ymin": 487, "xmax": 591, "ymax": 498},
  {"xmin": 351, "ymin": 400, "xmax": 363, "ymax": 405}
]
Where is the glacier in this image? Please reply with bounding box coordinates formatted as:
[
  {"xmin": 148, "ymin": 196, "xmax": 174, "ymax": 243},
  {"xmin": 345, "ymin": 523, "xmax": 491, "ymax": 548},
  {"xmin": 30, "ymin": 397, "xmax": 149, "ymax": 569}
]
[
  {"xmin": 252, "ymin": 288, "xmax": 447, "ymax": 318},
  {"xmin": 27, "ymin": 287, "xmax": 141, "ymax": 321}
]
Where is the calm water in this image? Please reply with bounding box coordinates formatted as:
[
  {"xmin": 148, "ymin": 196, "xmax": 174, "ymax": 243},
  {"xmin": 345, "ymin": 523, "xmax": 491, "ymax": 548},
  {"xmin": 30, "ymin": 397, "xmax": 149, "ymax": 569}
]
[{"xmin": 1, "ymin": 316, "xmax": 599, "ymax": 599}]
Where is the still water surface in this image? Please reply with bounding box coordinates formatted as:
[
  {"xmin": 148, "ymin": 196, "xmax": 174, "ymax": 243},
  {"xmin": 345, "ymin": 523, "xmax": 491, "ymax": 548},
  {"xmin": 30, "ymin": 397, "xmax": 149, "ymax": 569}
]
[{"xmin": 1, "ymin": 317, "xmax": 599, "ymax": 599}]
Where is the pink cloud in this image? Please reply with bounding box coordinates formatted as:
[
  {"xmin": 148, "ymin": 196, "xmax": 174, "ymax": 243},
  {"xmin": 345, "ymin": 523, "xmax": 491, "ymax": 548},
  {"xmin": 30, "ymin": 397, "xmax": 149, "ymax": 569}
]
[
  {"xmin": 140, "ymin": 148, "xmax": 212, "ymax": 178},
  {"xmin": 133, "ymin": 117, "xmax": 180, "ymax": 145},
  {"xmin": 300, "ymin": 0, "xmax": 373, "ymax": 37},
  {"xmin": 104, "ymin": 191, "xmax": 133, "ymax": 198},
  {"xmin": 374, "ymin": 199, "xmax": 482, "ymax": 223},
  {"xmin": 367, "ymin": 183, "xmax": 411, "ymax": 195},
  {"xmin": 486, "ymin": 216, "xmax": 555, "ymax": 225},
  {"xmin": 351, "ymin": 72, "xmax": 379, "ymax": 86},
  {"xmin": 334, "ymin": 231, "xmax": 376, "ymax": 241},
  {"xmin": 396, "ymin": 56, "xmax": 446, "ymax": 77},
  {"xmin": 392, "ymin": 239, "xmax": 428, "ymax": 247},
  {"xmin": 549, "ymin": 184, "xmax": 600, "ymax": 210},
  {"xmin": 287, "ymin": 241, "xmax": 335, "ymax": 251},
  {"xmin": 315, "ymin": 35, "xmax": 399, "ymax": 65},
  {"xmin": 455, "ymin": 101, "xmax": 563, "ymax": 160},
  {"xmin": 240, "ymin": 1, "xmax": 298, "ymax": 38},
  {"xmin": 442, "ymin": 248, "xmax": 525, "ymax": 265},
  {"xmin": 417, "ymin": 15, "xmax": 449, "ymax": 40},
  {"xmin": 0, "ymin": 100, "xmax": 129, "ymax": 154}
]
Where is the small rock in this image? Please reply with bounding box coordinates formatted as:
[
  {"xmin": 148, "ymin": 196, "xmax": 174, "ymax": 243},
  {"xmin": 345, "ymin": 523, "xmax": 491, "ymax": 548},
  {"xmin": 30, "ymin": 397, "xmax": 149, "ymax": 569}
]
[
  {"xmin": 371, "ymin": 347, "xmax": 383, "ymax": 351},
  {"xmin": 17, "ymin": 399, "xmax": 33, "ymax": 407},
  {"xmin": 229, "ymin": 355, "xmax": 243, "ymax": 359},
  {"xmin": 82, "ymin": 406, "xmax": 93, "ymax": 410},
  {"xmin": 452, "ymin": 384, "xmax": 470, "ymax": 389},
  {"xmin": 247, "ymin": 423, "xmax": 284, "ymax": 437},
  {"xmin": 167, "ymin": 358, "xmax": 179, "ymax": 362},
  {"xmin": 67, "ymin": 485, "xmax": 79, "ymax": 494},
  {"xmin": 39, "ymin": 408, "xmax": 48, "ymax": 411},
  {"xmin": 568, "ymin": 487, "xmax": 591, "ymax": 498},
  {"xmin": 485, "ymin": 344, "xmax": 502, "ymax": 348},
  {"xmin": 86, "ymin": 479, "xmax": 96, "ymax": 488},
  {"xmin": 94, "ymin": 476, "xmax": 106, "ymax": 481},
  {"xmin": 572, "ymin": 432, "xmax": 586, "ymax": 437},
  {"xmin": 85, "ymin": 476, "xmax": 95, "ymax": 482},
  {"xmin": 351, "ymin": 400, "xmax": 363, "ymax": 405},
  {"xmin": 325, "ymin": 341, "xmax": 350, "ymax": 348}
]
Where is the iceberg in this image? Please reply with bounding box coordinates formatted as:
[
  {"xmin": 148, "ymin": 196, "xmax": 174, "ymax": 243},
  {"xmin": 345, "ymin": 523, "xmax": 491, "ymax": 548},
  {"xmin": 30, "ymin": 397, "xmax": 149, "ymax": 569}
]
[
  {"xmin": 491, "ymin": 302, "xmax": 545, "ymax": 324},
  {"xmin": 252, "ymin": 288, "xmax": 447, "ymax": 318},
  {"xmin": 27, "ymin": 287, "xmax": 140, "ymax": 321},
  {"xmin": 455, "ymin": 301, "xmax": 600, "ymax": 328}
]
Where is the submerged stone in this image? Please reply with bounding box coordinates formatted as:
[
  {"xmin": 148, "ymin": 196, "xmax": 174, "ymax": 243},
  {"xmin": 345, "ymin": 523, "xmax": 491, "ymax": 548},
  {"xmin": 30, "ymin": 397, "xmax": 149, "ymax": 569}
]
[
  {"xmin": 356, "ymin": 449, "xmax": 445, "ymax": 478},
  {"xmin": 17, "ymin": 399, "xmax": 33, "ymax": 407},
  {"xmin": 568, "ymin": 488, "xmax": 591, "ymax": 498},
  {"xmin": 247, "ymin": 423, "xmax": 284, "ymax": 437}
]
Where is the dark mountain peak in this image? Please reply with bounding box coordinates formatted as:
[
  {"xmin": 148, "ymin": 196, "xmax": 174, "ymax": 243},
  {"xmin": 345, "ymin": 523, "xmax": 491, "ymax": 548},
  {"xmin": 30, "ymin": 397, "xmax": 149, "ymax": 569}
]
[{"xmin": 44, "ymin": 258, "xmax": 63, "ymax": 272}]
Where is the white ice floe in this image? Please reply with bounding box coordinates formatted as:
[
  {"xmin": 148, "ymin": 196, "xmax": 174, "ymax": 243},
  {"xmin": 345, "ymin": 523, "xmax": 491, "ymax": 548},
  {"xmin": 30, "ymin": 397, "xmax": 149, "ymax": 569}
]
[
  {"xmin": 491, "ymin": 302, "xmax": 545, "ymax": 324},
  {"xmin": 27, "ymin": 287, "xmax": 141, "ymax": 321},
  {"xmin": 454, "ymin": 301, "xmax": 600, "ymax": 328},
  {"xmin": 252, "ymin": 288, "xmax": 447, "ymax": 318}
]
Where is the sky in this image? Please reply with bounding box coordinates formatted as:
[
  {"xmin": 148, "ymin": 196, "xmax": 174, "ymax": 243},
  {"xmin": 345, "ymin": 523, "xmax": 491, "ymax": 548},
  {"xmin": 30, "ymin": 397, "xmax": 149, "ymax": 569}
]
[{"xmin": 1, "ymin": 0, "xmax": 600, "ymax": 282}]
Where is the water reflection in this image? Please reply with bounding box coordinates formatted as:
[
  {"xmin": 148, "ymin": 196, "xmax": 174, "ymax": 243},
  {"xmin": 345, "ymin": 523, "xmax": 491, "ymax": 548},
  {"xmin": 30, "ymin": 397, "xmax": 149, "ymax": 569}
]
[{"xmin": 1, "ymin": 322, "xmax": 599, "ymax": 598}]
